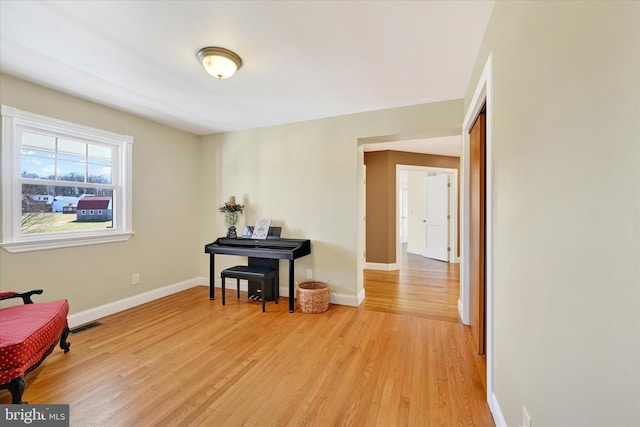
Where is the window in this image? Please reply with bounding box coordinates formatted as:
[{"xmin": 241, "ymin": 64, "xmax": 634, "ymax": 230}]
[{"xmin": 1, "ymin": 105, "xmax": 133, "ymax": 252}]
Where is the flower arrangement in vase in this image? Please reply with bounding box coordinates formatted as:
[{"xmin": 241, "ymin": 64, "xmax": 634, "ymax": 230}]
[{"xmin": 219, "ymin": 197, "xmax": 244, "ymax": 238}]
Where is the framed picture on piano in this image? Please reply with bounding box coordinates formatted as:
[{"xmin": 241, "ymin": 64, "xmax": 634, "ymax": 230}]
[{"xmin": 251, "ymin": 218, "xmax": 272, "ymax": 239}]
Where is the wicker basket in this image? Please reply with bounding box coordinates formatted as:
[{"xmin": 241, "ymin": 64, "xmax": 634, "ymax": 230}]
[{"xmin": 297, "ymin": 281, "xmax": 330, "ymax": 313}]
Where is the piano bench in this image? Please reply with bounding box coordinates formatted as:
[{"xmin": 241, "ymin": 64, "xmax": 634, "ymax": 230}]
[{"xmin": 221, "ymin": 266, "xmax": 278, "ymax": 312}]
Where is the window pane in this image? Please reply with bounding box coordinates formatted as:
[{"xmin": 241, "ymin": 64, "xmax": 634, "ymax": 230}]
[
  {"xmin": 56, "ymin": 160, "xmax": 86, "ymax": 182},
  {"xmin": 88, "ymin": 144, "xmax": 112, "ymax": 163},
  {"xmin": 88, "ymin": 164, "xmax": 112, "ymax": 184},
  {"xmin": 22, "ymin": 132, "xmax": 55, "ymax": 155},
  {"xmin": 88, "ymin": 144, "xmax": 112, "ymax": 183},
  {"xmin": 21, "ymin": 185, "xmax": 113, "ymax": 234},
  {"xmin": 21, "ymin": 132, "xmax": 56, "ymax": 178},
  {"xmin": 21, "ymin": 156, "xmax": 55, "ymax": 179},
  {"xmin": 56, "ymin": 139, "xmax": 87, "ymax": 176},
  {"xmin": 58, "ymin": 139, "xmax": 86, "ymax": 157}
]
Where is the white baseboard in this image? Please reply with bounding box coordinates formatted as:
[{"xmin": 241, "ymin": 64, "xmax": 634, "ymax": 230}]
[
  {"xmin": 364, "ymin": 262, "xmax": 399, "ymax": 271},
  {"xmin": 406, "ymin": 247, "xmax": 425, "ymax": 257},
  {"xmin": 489, "ymin": 392, "xmax": 507, "ymax": 427},
  {"xmin": 408, "ymin": 248, "xmax": 460, "ymax": 264},
  {"xmin": 67, "ymin": 277, "xmax": 205, "ymax": 328},
  {"xmin": 329, "ymin": 288, "xmax": 363, "ymax": 307},
  {"xmin": 68, "ymin": 277, "xmax": 365, "ymax": 328}
]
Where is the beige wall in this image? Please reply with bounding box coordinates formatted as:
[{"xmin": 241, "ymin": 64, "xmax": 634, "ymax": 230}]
[
  {"xmin": 465, "ymin": 2, "xmax": 639, "ymax": 425},
  {"xmin": 0, "ymin": 75, "xmax": 462, "ymax": 310},
  {"xmin": 199, "ymin": 100, "xmax": 463, "ymax": 300},
  {"xmin": 364, "ymin": 150, "xmax": 459, "ymax": 264},
  {"xmin": 0, "ymin": 74, "xmax": 202, "ymax": 313}
]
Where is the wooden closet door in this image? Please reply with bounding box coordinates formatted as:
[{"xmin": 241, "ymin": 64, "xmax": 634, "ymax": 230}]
[{"xmin": 469, "ymin": 111, "xmax": 486, "ymax": 356}]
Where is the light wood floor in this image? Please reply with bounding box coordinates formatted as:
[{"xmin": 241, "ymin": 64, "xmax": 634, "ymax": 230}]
[
  {"xmin": 1, "ymin": 255, "xmax": 493, "ymax": 426},
  {"xmin": 360, "ymin": 248, "xmax": 461, "ymax": 323}
]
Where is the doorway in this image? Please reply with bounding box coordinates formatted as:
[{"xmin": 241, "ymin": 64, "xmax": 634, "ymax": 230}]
[
  {"xmin": 359, "ymin": 144, "xmax": 461, "ymax": 320},
  {"xmin": 396, "ymin": 165, "xmax": 458, "ymax": 266}
]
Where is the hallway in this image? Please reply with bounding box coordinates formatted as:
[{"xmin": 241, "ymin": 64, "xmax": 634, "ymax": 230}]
[
  {"xmin": 361, "ymin": 246, "xmax": 461, "ymax": 323},
  {"xmin": 361, "ymin": 246, "xmax": 488, "ymax": 402}
]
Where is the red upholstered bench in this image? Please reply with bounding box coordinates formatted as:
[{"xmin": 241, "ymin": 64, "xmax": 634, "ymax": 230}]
[{"xmin": 0, "ymin": 289, "xmax": 70, "ymax": 404}]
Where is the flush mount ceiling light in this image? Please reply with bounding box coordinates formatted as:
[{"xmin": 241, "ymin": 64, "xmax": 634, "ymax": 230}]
[{"xmin": 196, "ymin": 47, "xmax": 243, "ymax": 79}]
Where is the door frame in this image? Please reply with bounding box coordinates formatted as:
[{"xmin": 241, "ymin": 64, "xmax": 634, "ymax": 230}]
[
  {"xmin": 461, "ymin": 53, "xmax": 496, "ymax": 411},
  {"xmin": 396, "ymin": 164, "xmax": 458, "ymax": 264},
  {"xmin": 400, "ymin": 187, "xmax": 408, "ymax": 243}
]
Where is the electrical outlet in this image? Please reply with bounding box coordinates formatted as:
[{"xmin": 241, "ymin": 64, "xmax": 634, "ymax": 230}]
[
  {"xmin": 132, "ymin": 273, "xmax": 140, "ymax": 285},
  {"xmin": 522, "ymin": 406, "xmax": 531, "ymax": 427},
  {"xmin": 306, "ymin": 269, "xmax": 312, "ymax": 279}
]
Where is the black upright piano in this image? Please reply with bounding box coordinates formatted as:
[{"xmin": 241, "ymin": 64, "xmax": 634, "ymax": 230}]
[{"xmin": 204, "ymin": 232, "xmax": 311, "ymax": 312}]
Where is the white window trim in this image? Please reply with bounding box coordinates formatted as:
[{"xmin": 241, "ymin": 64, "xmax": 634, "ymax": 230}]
[{"xmin": 1, "ymin": 105, "xmax": 134, "ymax": 253}]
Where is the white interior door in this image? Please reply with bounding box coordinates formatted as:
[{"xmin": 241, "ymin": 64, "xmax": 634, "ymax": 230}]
[{"xmin": 424, "ymin": 173, "xmax": 449, "ymax": 261}]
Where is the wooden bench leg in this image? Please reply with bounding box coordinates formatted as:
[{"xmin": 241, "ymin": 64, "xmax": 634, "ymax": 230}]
[
  {"xmin": 261, "ymin": 280, "xmax": 266, "ymax": 312},
  {"xmin": 222, "ymin": 276, "xmax": 226, "ymax": 306},
  {"xmin": 237, "ymin": 278, "xmax": 240, "ymax": 299},
  {"xmin": 274, "ymin": 276, "xmax": 279, "ymax": 304}
]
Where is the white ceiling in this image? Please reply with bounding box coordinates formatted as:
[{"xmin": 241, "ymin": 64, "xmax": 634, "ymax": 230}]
[{"xmin": 0, "ymin": 1, "xmax": 494, "ymax": 138}]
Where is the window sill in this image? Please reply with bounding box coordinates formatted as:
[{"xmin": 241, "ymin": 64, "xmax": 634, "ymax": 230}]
[{"xmin": 0, "ymin": 232, "xmax": 135, "ymax": 253}]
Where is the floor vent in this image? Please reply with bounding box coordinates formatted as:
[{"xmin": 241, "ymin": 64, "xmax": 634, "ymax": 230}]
[{"xmin": 70, "ymin": 321, "xmax": 104, "ymax": 334}]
